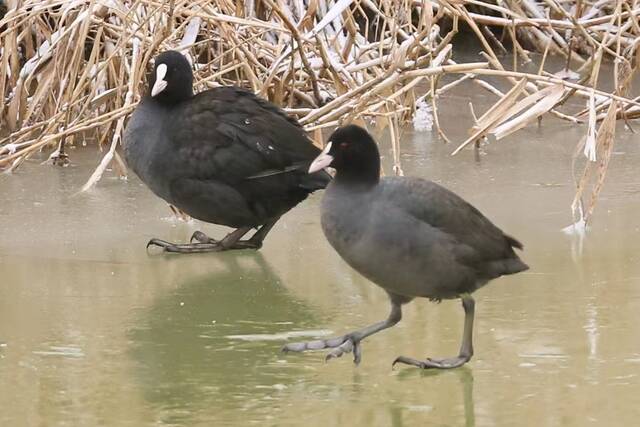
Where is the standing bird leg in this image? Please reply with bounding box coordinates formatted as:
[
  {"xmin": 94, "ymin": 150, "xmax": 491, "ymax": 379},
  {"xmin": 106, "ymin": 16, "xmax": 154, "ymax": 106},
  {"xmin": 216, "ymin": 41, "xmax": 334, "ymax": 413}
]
[
  {"xmin": 147, "ymin": 217, "xmax": 282, "ymax": 253},
  {"xmin": 147, "ymin": 227, "xmax": 251, "ymax": 253},
  {"xmin": 124, "ymin": 51, "xmax": 331, "ymax": 257},
  {"xmin": 242, "ymin": 217, "xmax": 280, "ymax": 249},
  {"xmin": 393, "ymin": 295, "xmax": 475, "ymax": 369},
  {"xmin": 283, "ymin": 300, "xmax": 403, "ymax": 365},
  {"xmin": 191, "ymin": 217, "xmax": 280, "ymax": 249}
]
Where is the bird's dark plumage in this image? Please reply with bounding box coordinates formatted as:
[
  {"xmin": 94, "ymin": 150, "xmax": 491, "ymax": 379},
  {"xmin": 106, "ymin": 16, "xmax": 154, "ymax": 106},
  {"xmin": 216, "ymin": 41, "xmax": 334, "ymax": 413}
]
[
  {"xmin": 322, "ymin": 176, "xmax": 527, "ymax": 299},
  {"xmin": 284, "ymin": 124, "xmax": 527, "ymax": 369},
  {"xmin": 124, "ymin": 51, "xmax": 330, "ymax": 252}
]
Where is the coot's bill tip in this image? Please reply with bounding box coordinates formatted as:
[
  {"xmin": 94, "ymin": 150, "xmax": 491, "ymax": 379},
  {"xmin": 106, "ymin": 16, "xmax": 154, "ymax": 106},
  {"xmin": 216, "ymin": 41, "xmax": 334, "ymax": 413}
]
[
  {"xmin": 151, "ymin": 63, "xmax": 168, "ymax": 97},
  {"xmin": 309, "ymin": 141, "xmax": 333, "ymax": 173}
]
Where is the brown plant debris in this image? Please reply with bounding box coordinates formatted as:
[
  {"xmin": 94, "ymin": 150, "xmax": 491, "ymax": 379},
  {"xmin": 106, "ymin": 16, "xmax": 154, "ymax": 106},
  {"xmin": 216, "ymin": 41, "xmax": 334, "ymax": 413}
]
[{"xmin": 0, "ymin": 0, "xmax": 638, "ymax": 223}]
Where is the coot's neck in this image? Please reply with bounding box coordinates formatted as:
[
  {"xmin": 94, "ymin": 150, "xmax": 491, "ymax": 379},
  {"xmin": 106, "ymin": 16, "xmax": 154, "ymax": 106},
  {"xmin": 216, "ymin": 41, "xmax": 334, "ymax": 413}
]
[
  {"xmin": 147, "ymin": 90, "xmax": 193, "ymax": 107},
  {"xmin": 334, "ymin": 155, "xmax": 380, "ymax": 188}
]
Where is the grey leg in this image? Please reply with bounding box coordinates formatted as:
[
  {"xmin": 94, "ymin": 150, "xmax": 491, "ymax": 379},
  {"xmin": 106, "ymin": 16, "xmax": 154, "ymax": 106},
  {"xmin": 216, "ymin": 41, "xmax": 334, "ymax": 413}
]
[
  {"xmin": 190, "ymin": 230, "xmax": 218, "ymax": 244},
  {"xmin": 146, "ymin": 237, "xmax": 221, "ymax": 253},
  {"xmin": 245, "ymin": 217, "xmax": 280, "ymax": 248},
  {"xmin": 393, "ymin": 295, "xmax": 475, "ymax": 370},
  {"xmin": 186, "ymin": 217, "xmax": 280, "ymax": 250},
  {"xmin": 282, "ymin": 300, "xmax": 402, "ymax": 365},
  {"xmin": 191, "ymin": 227, "xmax": 256, "ymax": 249},
  {"xmin": 146, "ymin": 227, "xmax": 252, "ymax": 253}
]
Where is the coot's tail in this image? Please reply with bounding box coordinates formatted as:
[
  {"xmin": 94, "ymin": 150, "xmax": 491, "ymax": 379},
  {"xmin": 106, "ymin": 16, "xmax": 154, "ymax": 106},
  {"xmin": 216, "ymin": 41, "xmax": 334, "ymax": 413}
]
[
  {"xmin": 502, "ymin": 257, "xmax": 529, "ymax": 275},
  {"xmin": 502, "ymin": 233, "xmax": 529, "ymax": 275},
  {"xmin": 505, "ymin": 234, "xmax": 524, "ymax": 250},
  {"xmin": 482, "ymin": 233, "xmax": 529, "ymax": 278}
]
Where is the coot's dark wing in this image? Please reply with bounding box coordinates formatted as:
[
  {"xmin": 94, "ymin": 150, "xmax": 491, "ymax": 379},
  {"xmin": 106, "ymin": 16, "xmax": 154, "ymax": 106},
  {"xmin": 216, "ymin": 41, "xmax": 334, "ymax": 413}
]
[
  {"xmin": 383, "ymin": 177, "xmax": 528, "ymax": 278},
  {"xmin": 168, "ymin": 86, "xmax": 327, "ymax": 187},
  {"xmin": 163, "ymin": 86, "xmax": 329, "ymax": 224}
]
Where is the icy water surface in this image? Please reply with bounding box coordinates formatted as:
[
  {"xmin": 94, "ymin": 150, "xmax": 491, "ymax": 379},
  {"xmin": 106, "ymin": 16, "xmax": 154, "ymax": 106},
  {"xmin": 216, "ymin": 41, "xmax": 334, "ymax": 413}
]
[{"xmin": 1, "ymin": 86, "xmax": 640, "ymax": 426}]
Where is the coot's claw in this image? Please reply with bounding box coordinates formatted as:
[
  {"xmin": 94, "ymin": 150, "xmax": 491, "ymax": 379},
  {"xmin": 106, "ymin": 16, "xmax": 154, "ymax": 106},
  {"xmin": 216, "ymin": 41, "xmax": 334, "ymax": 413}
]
[
  {"xmin": 145, "ymin": 238, "xmax": 222, "ymax": 253},
  {"xmin": 282, "ymin": 304, "xmax": 402, "ymax": 366},
  {"xmin": 325, "ymin": 339, "xmax": 353, "ymax": 361},
  {"xmin": 145, "ymin": 234, "xmax": 265, "ymax": 253},
  {"xmin": 190, "ymin": 231, "xmax": 216, "ymax": 244},
  {"xmin": 392, "ymin": 354, "xmax": 471, "ymax": 370},
  {"xmin": 283, "ymin": 335, "xmax": 362, "ymax": 365},
  {"xmin": 146, "ymin": 238, "xmax": 173, "ymax": 250},
  {"xmin": 230, "ymin": 239, "xmax": 262, "ymax": 250}
]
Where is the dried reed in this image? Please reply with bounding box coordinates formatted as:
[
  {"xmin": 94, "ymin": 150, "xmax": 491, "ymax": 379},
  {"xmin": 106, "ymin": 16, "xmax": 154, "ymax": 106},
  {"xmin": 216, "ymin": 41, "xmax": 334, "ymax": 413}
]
[{"xmin": 0, "ymin": 0, "xmax": 638, "ymax": 225}]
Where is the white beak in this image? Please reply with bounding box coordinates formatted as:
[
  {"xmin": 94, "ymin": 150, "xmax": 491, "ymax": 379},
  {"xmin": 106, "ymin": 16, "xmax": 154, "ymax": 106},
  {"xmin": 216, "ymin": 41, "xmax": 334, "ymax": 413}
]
[
  {"xmin": 151, "ymin": 63, "xmax": 168, "ymax": 97},
  {"xmin": 308, "ymin": 141, "xmax": 334, "ymax": 173}
]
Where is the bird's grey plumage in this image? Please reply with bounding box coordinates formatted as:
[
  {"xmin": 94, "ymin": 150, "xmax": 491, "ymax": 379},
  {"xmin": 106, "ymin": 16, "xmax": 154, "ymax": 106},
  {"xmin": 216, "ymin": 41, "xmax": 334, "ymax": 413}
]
[
  {"xmin": 283, "ymin": 124, "xmax": 528, "ymax": 369},
  {"xmin": 321, "ymin": 177, "xmax": 527, "ymax": 301},
  {"xmin": 124, "ymin": 98, "xmax": 174, "ymax": 200},
  {"xmin": 123, "ymin": 51, "xmax": 330, "ymax": 252},
  {"xmin": 125, "ymin": 87, "xmax": 327, "ymax": 228}
]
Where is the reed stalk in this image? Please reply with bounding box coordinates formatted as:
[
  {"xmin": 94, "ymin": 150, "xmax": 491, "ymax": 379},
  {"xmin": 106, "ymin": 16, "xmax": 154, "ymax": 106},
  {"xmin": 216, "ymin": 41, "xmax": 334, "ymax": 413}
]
[{"xmin": 0, "ymin": 0, "xmax": 637, "ymax": 224}]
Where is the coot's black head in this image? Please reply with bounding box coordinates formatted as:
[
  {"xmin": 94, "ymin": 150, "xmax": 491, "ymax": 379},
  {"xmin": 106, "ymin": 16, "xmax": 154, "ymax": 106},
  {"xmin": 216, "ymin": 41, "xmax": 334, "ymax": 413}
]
[
  {"xmin": 309, "ymin": 124, "xmax": 380, "ymax": 185},
  {"xmin": 148, "ymin": 50, "xmax": 193, "ymax": 104}
]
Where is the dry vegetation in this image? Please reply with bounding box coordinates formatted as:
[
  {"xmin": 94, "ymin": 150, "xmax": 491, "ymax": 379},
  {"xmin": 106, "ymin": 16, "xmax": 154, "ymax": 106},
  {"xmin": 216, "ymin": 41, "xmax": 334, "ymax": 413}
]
[{"xmin": 0, "ymin": 0, "xmax": 638, "ymax": 225}]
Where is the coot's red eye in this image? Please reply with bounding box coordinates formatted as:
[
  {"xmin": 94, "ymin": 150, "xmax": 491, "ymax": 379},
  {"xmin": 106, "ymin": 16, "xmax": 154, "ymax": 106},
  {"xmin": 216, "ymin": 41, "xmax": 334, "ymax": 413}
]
[{"xmin": 340, "ymin": 142, "xmax": 348, "ymax": 149}]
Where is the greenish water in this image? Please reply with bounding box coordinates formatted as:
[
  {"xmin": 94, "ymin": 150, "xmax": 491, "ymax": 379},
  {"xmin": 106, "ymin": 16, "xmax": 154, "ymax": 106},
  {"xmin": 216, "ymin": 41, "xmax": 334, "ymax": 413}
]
[{"xmin": 2, "ymin": 83, "xmax": 640, "ymax": 426}]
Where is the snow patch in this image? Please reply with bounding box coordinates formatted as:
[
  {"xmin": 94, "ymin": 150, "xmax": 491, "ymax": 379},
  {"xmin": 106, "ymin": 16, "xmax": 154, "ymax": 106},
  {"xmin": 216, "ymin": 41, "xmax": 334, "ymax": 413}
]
[{"xmin": 413, "ymin": 100, "xmax": 433, "ymax": 132}]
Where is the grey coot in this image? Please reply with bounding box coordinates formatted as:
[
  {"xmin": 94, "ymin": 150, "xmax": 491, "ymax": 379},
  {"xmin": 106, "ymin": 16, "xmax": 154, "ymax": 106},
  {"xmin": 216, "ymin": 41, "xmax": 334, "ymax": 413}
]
[
  {"xmin": 283, "ymin": 125, "xmax": 528, "ymax": 369},
  {"xmin": 123, "ymin": 51, "xmax": 330, "ymax": 253}
]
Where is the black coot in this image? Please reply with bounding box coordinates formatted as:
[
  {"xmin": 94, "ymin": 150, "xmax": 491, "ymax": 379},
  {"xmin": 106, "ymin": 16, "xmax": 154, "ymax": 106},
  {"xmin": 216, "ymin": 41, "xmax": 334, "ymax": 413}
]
[
  {"xmin": 283, "ymin": 125, "xmax": 528, "ymax": 369},
  {"xmin": 124, "ymin": 51, "xmax": 330, "ymax": 253}
]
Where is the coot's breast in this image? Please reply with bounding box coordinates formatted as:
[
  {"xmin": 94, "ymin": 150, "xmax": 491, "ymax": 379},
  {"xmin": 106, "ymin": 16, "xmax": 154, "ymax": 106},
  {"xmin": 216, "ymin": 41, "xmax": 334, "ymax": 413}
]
[
  {"xmin": 123, "ymin": 99, "xmax": 175, "ymax": 202},
  {"xmin": 320, "ymin": 181, "xmax": 479, "ymax": 300}
]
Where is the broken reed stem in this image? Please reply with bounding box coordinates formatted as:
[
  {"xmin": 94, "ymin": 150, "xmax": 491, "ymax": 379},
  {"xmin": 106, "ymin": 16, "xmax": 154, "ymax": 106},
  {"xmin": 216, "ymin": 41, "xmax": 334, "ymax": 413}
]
[
  {"xmin": 464, "ymin": 69, "xmax": 640, "ymax": 110},
  {"xmin": 0, "ymin": 0, "xmax": 638, "ymax": 225}
]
